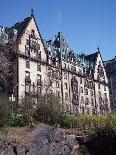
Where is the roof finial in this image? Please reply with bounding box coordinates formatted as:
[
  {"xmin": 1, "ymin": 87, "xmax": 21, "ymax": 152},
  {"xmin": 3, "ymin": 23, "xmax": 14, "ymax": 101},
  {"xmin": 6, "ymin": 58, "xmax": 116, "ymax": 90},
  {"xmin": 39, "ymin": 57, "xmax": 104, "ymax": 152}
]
[
  {"xmin": 31, "ymin": 9, "xmax": 34, "ymax": 17},
  {"xmin": 97, "ymin": 46, "xmax": 100, "ymax": 52}
]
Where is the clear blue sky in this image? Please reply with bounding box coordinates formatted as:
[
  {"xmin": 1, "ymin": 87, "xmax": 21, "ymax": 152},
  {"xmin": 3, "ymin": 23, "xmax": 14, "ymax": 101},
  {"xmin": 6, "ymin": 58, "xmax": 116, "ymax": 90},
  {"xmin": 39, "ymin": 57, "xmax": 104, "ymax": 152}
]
[{"xmin": 0, "ymin": 0, "xmax": 116, "ymax": 60}]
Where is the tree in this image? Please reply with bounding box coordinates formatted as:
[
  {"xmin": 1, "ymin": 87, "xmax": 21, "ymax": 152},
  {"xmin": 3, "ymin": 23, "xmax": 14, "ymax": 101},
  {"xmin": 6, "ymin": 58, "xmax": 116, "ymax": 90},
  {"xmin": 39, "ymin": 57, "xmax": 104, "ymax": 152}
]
[{"xmin": 0, "ymin": 42, "xmax": 17, "ymax": 91}]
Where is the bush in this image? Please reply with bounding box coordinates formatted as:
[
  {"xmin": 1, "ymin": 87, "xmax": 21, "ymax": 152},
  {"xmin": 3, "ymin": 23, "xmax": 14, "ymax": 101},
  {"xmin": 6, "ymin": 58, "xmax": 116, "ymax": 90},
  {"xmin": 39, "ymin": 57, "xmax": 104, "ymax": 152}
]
[
  {"xmin": 8, "ymin": 113, "xmax": 24, "ymax": 127},
  {"xmin": 33, "ymin": 94, "xmax": 62, "ymax": 125},
  {"xmin": 33, "ymin": 103, "xmax": 60, "ymax": 125},
  {"xmin": 8, "ymin": 113, "xmax": 34, "ymax": 127},
  {"xmin": 58, "ymin": 113, "xmax": 77, "ymax": 128}
]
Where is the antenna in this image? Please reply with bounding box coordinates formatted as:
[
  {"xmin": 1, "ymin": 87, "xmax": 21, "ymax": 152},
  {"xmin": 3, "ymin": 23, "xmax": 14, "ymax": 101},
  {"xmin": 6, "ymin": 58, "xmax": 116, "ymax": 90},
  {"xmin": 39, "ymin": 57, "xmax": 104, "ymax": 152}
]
[
  {"xmin": 58, "ymin": 12, "xmax": 61, "ymax": 32},
  {"xmin": 97, "ymin": 46, "xmax": 100, "ymax": 52}
]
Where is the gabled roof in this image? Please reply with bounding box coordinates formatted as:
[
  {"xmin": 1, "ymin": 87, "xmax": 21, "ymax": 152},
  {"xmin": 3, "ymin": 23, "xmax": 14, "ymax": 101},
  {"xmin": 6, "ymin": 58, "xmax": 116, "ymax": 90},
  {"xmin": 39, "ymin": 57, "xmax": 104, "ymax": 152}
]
[
  {"xmin": 84, "ymin": 52, "xmax": 99, "ymax": 63},
  {"xmin": 10, "ymin": 17, "xmax": 31, "ymax": 39},
  {"xmin": 10, "ymin": 15, "xmax": 46, "ymax": 51},
  {"xmin": 54, "ymin": 32, "xmax": 72, "ymax": 51}
]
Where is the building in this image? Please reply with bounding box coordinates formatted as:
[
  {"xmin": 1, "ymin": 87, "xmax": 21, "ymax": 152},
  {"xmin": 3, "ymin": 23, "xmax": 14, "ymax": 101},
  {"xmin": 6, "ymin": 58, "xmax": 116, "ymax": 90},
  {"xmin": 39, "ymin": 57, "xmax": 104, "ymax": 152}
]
[
  {"xmin": 104, "ymin": 56, "xmax": 116, "ymax": 112},
  {"xmin": 0, "ymin": 13, "xmax": 111, "ymax": 115}
]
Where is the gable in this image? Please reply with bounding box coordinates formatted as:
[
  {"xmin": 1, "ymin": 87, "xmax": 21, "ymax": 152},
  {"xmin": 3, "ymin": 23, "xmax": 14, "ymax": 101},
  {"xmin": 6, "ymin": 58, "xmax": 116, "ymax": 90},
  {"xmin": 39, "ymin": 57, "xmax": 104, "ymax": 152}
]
[
  {"xmin": 94, "ymin": 52, "xmax": 108, "ymax": 83},
  {"xmin": 17, "ymin": 16, "xmax": 46, "ymax": 59}
]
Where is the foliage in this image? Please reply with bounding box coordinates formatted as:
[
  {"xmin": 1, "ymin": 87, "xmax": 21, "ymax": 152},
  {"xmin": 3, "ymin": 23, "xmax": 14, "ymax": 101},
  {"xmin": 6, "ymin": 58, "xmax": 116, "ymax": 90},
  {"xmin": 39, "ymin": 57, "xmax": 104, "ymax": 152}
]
[
  {"xmin": 0, "ymin": 43, "xmax": 16, "ymax": 83},
  {"xmin": 0, "ymin": 93, "xmax": 116, "ymax": 137},
  {"xmin": 58, "ymin": 113, "xmax": 76, "ymax": 128},
  {"xmin": 8, "ymin": 113, "xmax": 24, "ymax": 127},
  {"xmin": 33, "ymin": 93, "xmax": 61, "ymax": 125}
]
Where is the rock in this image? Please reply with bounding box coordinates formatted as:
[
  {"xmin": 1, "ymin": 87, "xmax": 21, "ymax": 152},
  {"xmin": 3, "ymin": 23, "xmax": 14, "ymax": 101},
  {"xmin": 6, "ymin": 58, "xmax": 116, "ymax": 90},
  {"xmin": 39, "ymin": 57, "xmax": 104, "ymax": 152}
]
[
  {"xmin": 54, "ymin": 130, "xmax": 64, "ymax": 143},
  {"xmin": 0, "ymin": 124, "xmax": 80, "ymax": 155},
  {"xmin": 69, "ymin": 144, "xmax": 79, "ymax": 155}
]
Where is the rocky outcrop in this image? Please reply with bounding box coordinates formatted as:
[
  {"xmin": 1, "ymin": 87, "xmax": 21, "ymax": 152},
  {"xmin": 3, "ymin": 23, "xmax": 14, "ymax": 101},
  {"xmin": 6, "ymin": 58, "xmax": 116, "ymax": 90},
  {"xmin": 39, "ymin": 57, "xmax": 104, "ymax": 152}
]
[{"xmin": 0, "ymin": 124, "xmax": 79, "ymax": 155}]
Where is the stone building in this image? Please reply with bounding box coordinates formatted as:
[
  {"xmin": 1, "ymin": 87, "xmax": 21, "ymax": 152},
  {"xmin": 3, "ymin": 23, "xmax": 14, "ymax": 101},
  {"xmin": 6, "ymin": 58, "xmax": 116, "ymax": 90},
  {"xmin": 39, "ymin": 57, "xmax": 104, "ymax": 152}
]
[
  {"xmin": 104, "ymin": 56, "xmax": 116, "ymax": 112},
  {"xmin": 0, "ymin": 13, "xmax": 111, "ymax": 115}
]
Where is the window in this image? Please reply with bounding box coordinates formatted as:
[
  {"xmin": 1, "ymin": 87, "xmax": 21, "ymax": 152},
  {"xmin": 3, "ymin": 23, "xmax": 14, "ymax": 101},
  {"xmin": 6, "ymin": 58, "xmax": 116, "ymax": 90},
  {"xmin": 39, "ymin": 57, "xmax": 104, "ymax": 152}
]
[
  {"xmin": 32, "ymin": 82, "xmax": 35, "ymax": 94},
  {"xmin": 56, "ymin": 91, "xmax": 60, "ymax": 97},
  {"xmin": 64, "ymin": 72, "xmax": 67, "ymax": 79},
  {"xmin": 25, "ymin": 71, "xmax": 31, "ymax": 84},
  {"xmin": 37, "ymin": 74, "xmax": 41, "ymax": 85},
  {"xmin": 91, "ymin": 99, "xmax": 94, "ymax": 106},
  {"xmin": 79, "ymin": 69, "xmax": 82, "ymax": 75},
  {"xmin": 84, "ymin": 80, "xmax": 88, "ymax": 87},
  {"xmin": 104, "ymin": 86, "xmax": 106, "ymax": 91},
  {"xmin": 71, "ymin": 66, "xmax": 76, "ymax": 72},
  {"xmin": 98, "ymin": 91, "xmax": 102, "ymax": 101},
  {"xmin": 85, "ymin": 98, "xmax": 89, "ymax": 105},
  {"xmin": 65, "ymin": 92, "xmax": 68, "ymax": 100},
  {"xmin": 26, "ymin": 39, "xmax": 29, "ymax": 45},
  {"xmin": 64, "ymin": 83, "xmax": 68, "ymax": 89},
  {"xmin": 25, "ymin": 84, "xmax": 30, "ymax": 93},
  {"xmin": 90, "ymin": 82, "xmax": 94, "ymax": 88},
  {"xmin": 80, "ymin": 87, "xmax": 83, "ymax": 93},
  {"xmin": 90, "ymin": 90, "xmax": 93, "ymax": 96},
  {"xmin": 47, "ymin": 67, "xmax": 52, "ymax": 77},
  {"xmin": 25, "ymin": 71, "xmax": 30, "ymax": 78},
  {"xmin": 85, "ymin": 88, "xmax": 88, "ymax": 95},
  {"xmin": 104, "ymin": 93, "xmax": 108, "ymax": 103},
  {"xmin": 97, "ymin": 75, "xmax": 100, "ymax": 81},
  {"xmin": 80, "ymin": 78, "xmax": 83, "ymax": 84},
  {"xmin": 56, "ymin": 82, "xmax": 59, "ymax": 88},
  {"xmin": 31, "ymin": 29, "xmax": 35, "ymax": 37},
  {"xmin": 98, "ymin": 84, "xmax": 100, "ymax": 89},
  {"xmin": 56, "ymin": 70, "xmax": 60, "ymax": 78},
  {"xmin": 26, "ymin": 60, "xmax": 30, "ymax": 68},
  {"xmin": 80, "ymin": 96, "xmax": 84, "ymax": 105},
  {"xmin": 49, "ymin": 90, "xmax": 53, "ymax": 94},
  {"xmin": 64, "ymin": 63, "xmax": 66, "ymax": 69},
  {"xmin": 37, "ymin": 62, "xmax": 41, "ymax": 72},
  {"xmin": 36, "ymin": 51, "xmax": 41, "ymax": 60},
  {"xmin": 37, "ymin": 86, "xmax": 42, "ymax": 95}
]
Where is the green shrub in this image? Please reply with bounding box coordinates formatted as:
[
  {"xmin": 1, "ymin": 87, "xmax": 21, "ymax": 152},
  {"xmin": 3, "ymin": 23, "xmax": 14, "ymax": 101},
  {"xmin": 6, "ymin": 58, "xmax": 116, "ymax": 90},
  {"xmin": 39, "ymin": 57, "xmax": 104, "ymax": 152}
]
[
  {"xmin": 58, "ymin": 113, "xmax": 77, "ymax": 128},
  {"xmin": 8, "ymin": 113, "xmax": 24, "ymax": 127}
]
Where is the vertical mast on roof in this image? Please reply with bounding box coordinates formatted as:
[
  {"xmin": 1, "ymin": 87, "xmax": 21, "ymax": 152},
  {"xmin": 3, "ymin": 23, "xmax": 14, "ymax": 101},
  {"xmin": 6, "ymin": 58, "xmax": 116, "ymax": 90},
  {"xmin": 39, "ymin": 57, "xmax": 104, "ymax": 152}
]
[
  {"xmin": 97, "ymin": 46, "xmax": 100, "ymax": 52},
  {"xmin": 31, "ymin": 9, "xmax": 34, "ymax": 17},
  {"xmin": 58, "ymin": 12, "xmax": 61, "ymax": 32}
]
